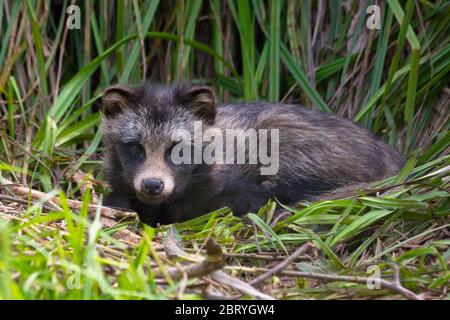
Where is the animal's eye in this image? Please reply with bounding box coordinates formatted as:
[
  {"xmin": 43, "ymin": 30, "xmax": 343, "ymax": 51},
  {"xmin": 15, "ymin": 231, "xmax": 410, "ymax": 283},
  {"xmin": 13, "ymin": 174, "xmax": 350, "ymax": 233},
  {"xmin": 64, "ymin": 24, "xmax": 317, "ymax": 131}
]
[{"xmin": 129, "ymin": 143, "xmax": 145, "ymax": 156}]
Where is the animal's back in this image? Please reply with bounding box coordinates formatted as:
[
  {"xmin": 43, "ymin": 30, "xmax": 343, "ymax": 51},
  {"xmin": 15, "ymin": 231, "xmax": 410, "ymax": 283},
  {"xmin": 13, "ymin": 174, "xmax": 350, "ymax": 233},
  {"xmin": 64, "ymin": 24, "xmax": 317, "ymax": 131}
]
[
  {"xmin": 214, "ymin": 103, "xmax": 406, "ymax": 204},
  {"xmin": 100, "ymin": 82, "xmax": 406, "ymax": 225}
]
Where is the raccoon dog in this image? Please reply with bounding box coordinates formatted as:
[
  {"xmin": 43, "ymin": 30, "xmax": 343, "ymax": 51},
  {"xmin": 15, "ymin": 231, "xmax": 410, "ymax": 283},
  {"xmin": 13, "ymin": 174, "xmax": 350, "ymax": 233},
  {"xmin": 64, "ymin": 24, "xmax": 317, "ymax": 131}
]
[{"xmin": 101, "ymin": 83, "xmax": 405, "ymax": 226}]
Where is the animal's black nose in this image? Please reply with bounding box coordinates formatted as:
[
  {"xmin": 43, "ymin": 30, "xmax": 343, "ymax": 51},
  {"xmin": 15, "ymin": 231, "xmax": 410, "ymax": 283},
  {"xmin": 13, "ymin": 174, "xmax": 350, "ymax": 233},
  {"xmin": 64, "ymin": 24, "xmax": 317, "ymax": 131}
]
[{"xmin": 141, "ymin": 178, "xmax": 164, "ymax": 196}]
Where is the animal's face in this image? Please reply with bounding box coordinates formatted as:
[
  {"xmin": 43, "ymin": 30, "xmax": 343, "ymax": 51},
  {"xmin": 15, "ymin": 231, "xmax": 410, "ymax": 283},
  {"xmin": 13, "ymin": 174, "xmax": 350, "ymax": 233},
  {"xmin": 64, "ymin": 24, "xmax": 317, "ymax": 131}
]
[{"xmin": 101, "ymin": 83, "xmax": 216, "ymax": 205}]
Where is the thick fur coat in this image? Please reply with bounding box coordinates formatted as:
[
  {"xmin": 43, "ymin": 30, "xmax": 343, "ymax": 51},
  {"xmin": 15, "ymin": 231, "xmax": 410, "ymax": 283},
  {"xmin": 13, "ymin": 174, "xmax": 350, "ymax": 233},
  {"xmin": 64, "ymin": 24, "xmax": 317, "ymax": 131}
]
[{"xmin": 101, "ymin": 83, "xmax": 406, "ymax": 226}]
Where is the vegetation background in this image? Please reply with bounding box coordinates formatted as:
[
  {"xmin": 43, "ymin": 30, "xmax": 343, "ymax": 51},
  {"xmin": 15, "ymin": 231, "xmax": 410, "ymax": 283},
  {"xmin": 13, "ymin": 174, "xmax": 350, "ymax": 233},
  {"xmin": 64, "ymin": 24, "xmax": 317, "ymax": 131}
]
[{"xmin": 0, "ymin": 0, "xmax": 449, "ymax": 299}]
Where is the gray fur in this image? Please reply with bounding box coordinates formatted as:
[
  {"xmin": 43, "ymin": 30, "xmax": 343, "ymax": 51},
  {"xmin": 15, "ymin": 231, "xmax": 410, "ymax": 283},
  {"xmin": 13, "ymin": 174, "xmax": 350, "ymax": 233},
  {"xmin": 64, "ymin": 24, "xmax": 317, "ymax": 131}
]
[{"xmin": 101, "ymin": 82, "xmax": 406, "ymax": 226}]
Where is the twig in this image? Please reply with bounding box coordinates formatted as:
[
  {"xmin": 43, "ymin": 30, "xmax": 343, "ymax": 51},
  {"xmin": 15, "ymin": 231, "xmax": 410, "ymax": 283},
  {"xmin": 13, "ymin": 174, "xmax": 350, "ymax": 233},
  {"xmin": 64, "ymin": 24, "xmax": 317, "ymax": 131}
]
[
  {"xmin": 201, "ymin": 287, "xmax": 235, "ymax": 300},
  {"xmin": 249, "ymin": 242, "xmax": 313, "ymax": 286},
  {"xmin": 229, "ymin": 266, "xmax": 423, "ymax": 300},
  {"xmin": 284, "ymin": 269, "xmax": 423, "ymax": 300},
  {"xmin": 164, "ymin": 233, "xmax": 198, "ymax": 262},
  {"xmin": 0, "ymin": 194, "xmax": 56, "ymax": 212},
  {"xmin": 176, "ymin": 270, "xmax": 188, "ymax": 300},
  {"xmin": 157, "ymin": 238, "xmax": 226, "ymax": 281},
  {"xmin": 224, "ymin": 252, "xmax": 301, "ymax": 262},
  {"xmin": 70, "ymin": 170, "xmax": 98, "ymax": 204},
  {"xmin": 211, "ymin": 271, "xmax": 274, "ymax": 300},
  {"xmin": 0, "ymin": 178, "xmax": 135, "ymax": 220},
  {"xmin": 162, "ymin": 234, "xmax": 273, "ymax": 299},
  {"xmin": 0, "ymin": 178, "xmax": 140, "ymax": 244}
]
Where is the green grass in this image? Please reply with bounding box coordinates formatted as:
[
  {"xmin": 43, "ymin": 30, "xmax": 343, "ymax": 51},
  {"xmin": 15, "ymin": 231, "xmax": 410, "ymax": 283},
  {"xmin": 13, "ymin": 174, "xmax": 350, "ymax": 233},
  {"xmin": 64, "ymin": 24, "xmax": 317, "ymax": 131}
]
[{"xmin": 0, "ymin": 1, "xmax": 449, "ymax": 300}]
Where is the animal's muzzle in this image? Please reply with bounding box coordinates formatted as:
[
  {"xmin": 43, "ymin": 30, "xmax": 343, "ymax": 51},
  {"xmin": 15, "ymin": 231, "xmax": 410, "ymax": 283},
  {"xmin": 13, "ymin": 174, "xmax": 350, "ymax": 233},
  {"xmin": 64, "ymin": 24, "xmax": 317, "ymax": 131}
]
[{"xmin": 141, "ymin": 178, "xmax": 164, "ymax": 196}]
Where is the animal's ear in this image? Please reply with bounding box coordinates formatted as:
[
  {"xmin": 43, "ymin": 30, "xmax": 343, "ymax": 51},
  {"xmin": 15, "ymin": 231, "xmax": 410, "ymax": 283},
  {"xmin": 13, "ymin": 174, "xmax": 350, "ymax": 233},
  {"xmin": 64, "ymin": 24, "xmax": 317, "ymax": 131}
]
[
  {"xmin": 102, "ymin": 85, "xmax": 135, "ymax": 117},
  {"xmin": 178, "ymin": 86, "xmax": 217, "ymax": 123}
]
